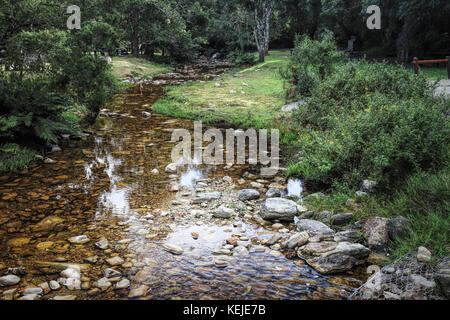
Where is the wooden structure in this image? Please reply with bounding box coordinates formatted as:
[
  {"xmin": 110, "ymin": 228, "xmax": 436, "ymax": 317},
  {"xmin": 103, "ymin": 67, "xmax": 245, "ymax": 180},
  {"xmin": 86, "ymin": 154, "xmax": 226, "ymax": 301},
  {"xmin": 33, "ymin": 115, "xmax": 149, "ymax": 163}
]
[{"xmin": 412, "ymin": 56, "xmax": 450, "ymax": 79}]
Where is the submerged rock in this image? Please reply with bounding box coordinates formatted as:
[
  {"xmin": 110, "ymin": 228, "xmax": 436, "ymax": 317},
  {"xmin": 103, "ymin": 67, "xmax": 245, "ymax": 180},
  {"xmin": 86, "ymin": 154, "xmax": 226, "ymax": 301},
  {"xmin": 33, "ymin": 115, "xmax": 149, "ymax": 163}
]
[
  {"xmin": 0, "ymin": 275, "xmax": 21, "ymax": 287},
  {"xmin": 32, "ymin": 216, "xmax": 65, "ymax": 232},
  {"xmin": 163, "ymin": 243, "xmax": 184, "ymax": 255},
  {"xmin": 68, "ymin": 235, "xmax": 90, "ymax": 244}
]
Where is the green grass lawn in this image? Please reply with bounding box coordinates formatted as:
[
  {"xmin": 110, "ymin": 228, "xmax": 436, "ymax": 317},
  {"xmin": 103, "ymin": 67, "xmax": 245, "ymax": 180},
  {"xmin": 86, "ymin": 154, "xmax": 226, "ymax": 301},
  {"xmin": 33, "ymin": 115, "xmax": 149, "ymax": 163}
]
[
  {"xmin": 111, "ymin": 56, "xmax": 172, "ymax": 79},
  {"xmin": 413, "ymin": 67, "xmax": 448, "ymax": 80},
  {"xmin": 152, "ymin": 50, "xmax": 291, "ymax": 129}
]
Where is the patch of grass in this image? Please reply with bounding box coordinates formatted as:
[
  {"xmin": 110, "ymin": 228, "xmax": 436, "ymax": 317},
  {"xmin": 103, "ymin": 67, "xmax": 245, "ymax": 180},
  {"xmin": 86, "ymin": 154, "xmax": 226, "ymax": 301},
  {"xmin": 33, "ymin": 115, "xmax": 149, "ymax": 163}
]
[
  {"xmin": 303, "ymin": 169, "xmax": 449, "ymax": 262},
  {"xmin": 111, "ymin": 56, "xmax": 172, "ymax": 79},
  {"xmin": 0, "ymin": 144, "xmax": 36, "ymax": 172},
  {"xmin": 409, "ymin": 67, "xmax": 448, "ymax": 80},
  {"xmin": 152, "ymin": 50, "xmax": 291, "ymax": 129}
]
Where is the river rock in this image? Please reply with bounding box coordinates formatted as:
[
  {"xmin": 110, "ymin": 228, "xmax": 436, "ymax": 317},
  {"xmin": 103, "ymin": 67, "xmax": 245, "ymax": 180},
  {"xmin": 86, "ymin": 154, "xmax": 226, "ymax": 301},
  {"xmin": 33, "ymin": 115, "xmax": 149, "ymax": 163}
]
[
  {"xmin": 64, "ymin": 278, "xmax": 81, "ymax": 290},
  {"xmin": 7, "ymin": 237, "xmax": 30, "ymax": 247},
  {"xmin": 364, "ymin": 218, "xmax": 389, "ymax": 252},
  {"xmin": 232, "ymin": 246, "xmax": 249, "ymax": 257},
  {"xmin": 61, "ymin": 267, "xmax": 80, "ymax": 279},
  {"xmin": 31, "ymin": 216, "xmax": 65, "ymax": 232},
  {"xmin": 95, "ymin": 238, "xmax": 109, "ymax": 250},
  {"xmin": 163, "ymin": 243, "xmax": 184, "ymax": 255},
  {"xmin": 331, "ymin": 213, "xmax": 354, "ymax": 226},
  {"xmin": 68, "ymin": 235, "xmax": 90, "ymax": 244},
  {"xmin": 115, "ymin": 278, "xmax": 130, "ymax": 289},
  {"xmin": 0, "ymin": 275, "xmax": 21, "ymax": 286},
  {"xmin": 265, "ymin": 233, "xmax": 282, "ymax": 245},
  {"xmin": 266, "ymin": 188, "xmax": 281, "ymax": 198},
  {"xmin": 49, "ymin": 280, "xmax": 61, "ymax": 290},
  {"xmin": 213, "ymin": 206, "xmax": 235, "ymax": 218},
  {"xmin": 299, "ymin": 242, "xmax": 370, "ymax": 274},
  {"xmin": 417, "ymin": 246, "xmax": 432, "ymax": 263},
  {"xmin": 128, "ymin": 285, "xmax": 149, "ymax": 298},
  {"xmin": 388, "ymin": 216, "xmax": 411, "ymax": 240},
  {"xmin": 192, "ymin": 192, "xmax": 221, "ymax": 204},
  {"xmin": 260, "ymin": 198, "xmax": 298, "ymax": 221},
  {"xmin": 286, "ymin": 232, "xmax": 309, "ymax": 249},
  {"xmin": 295, "ymin": 219, "xmax": 334, "ymax": 236},
  {"xmin": 23, "ymin": 287, "xmax": 43, "ymax": 296},
  {"xmin": 238, "ymin": 189, "xmax": 260, "ymax": 201},
  {"xmin": 96, "ymin": 278, "xmax": 111, "ymax": 291},
  {"xmin": 165, "ymin": 163, "xmax": 178, "ymax": 173},
  {"xmin": 106, "ymin": 256, "xmax": 124, "ymax": 266},
  {"xmin": 104, "ymin": 268, "xmax": 122, "ymax": 278},
  {"xmin": 168, "ymin": 182, "xmax": 180, "ymax": 192}
]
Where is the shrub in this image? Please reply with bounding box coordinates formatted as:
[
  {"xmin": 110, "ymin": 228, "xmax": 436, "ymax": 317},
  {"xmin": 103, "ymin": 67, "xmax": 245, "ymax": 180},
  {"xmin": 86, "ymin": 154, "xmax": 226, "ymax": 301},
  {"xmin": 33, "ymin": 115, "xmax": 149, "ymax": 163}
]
[
  {"xmin": 293, "ymin": 61, "xmax": 434, "ymax": 130},
  {"xmin": 281, "ymin": 32, "xmax": 344, "ymax": 98},
  {"xmin": 227, "ymin": 50, "xmax": 257, "ymax": 66},
  {"xmin": 291, "ymin": 98, "xmax": 450, "ymax": 190}
]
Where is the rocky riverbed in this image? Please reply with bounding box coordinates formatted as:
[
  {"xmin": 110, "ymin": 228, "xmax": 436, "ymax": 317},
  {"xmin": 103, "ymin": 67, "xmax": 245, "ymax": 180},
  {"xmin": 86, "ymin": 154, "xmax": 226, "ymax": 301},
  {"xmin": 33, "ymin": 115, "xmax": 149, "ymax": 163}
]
[{"xmin": 0, "ymin": 64, "xmax": 447, "ymax": 301}]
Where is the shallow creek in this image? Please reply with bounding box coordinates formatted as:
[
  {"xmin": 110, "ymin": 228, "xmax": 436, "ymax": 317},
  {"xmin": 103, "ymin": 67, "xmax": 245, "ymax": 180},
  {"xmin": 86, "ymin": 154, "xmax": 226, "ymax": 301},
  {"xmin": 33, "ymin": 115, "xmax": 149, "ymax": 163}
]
[{"xmin": 0, "ymin": 76, "xmax": 367, "ymax": 300}]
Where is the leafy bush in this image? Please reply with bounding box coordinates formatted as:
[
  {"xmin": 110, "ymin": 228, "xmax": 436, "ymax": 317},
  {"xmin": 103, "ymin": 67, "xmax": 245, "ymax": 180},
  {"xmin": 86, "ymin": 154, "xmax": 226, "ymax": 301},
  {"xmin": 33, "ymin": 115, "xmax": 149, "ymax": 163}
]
[
  {"xmin": 291, "ymin": 97, "xmax": 450, "ymax": 190},
  {"xmin": 227, "ymin": 50, "xmax": 257, "ymax": 66},
  {"xmin": 293, "ymin": 61, "xmax": 433, "ymax": 130},
  {"xmin": 281, "ymin": 32, "xmax": 344, "ymax": 98}
]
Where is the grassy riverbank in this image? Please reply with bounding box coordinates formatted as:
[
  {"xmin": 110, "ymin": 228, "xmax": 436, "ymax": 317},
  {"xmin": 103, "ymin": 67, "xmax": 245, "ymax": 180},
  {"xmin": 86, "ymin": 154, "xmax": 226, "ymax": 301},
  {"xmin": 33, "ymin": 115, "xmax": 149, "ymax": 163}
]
[
  {"xmin": 112, "ymin": 56, "xmax": 172, "ymax": 79},
  {"xmin": 151, "ymin": 47, "xmax": 449, "ymax": 262},
  {"xmin": 152, "ymin": 50, "xmax": 290, "ymax": 129}
]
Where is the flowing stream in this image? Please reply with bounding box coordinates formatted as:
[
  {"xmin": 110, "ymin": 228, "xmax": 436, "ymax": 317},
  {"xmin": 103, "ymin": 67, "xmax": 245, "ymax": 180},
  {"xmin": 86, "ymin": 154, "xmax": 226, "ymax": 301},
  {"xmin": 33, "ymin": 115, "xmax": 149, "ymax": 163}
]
[{"xmin": 0, "ymin": 69, "xmax": 367, "ymax": 300}]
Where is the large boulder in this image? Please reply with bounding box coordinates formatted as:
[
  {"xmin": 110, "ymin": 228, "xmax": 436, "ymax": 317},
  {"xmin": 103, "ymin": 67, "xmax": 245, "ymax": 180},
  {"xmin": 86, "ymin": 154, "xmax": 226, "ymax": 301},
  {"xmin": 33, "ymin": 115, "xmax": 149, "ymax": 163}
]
[
  {"xmin": 295, "ymin": 219, "xmax": 334, "ymax": 236},
  {"xmin": 260, "ymin": 198, "xmax": 298, "ymax": 221},
  {"xmin": 238, "ymin": 189, "xmax": 260, "ymax": 201},
  {"xmin": 364, "ymin": 217, "xmax": 389, "ymax": 252},
  {"xmin": 298, "ymin": 241, "xmax": 370, "ymax": 274},
  {"xmin": 388, "ymin": 216, "xmax": 411, "ymax": 240}
]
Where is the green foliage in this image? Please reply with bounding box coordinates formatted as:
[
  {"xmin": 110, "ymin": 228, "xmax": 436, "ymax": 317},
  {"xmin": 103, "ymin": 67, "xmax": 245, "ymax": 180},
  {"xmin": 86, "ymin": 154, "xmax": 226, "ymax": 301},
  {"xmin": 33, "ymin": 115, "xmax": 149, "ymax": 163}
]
[
  {"xmin": 0, "ymin": 143, "xmax": 35, "ymax": 172},
  {"xmin": 285, "ymin": 41, "xmax": 449, "ymax": 191},
  {"xmin": 227, "ymin": 50, "xmax": 257, "ymax": 66},
  {"xmin": 281, "ymin": 32, "xmax": 344, "ymax": 98}
]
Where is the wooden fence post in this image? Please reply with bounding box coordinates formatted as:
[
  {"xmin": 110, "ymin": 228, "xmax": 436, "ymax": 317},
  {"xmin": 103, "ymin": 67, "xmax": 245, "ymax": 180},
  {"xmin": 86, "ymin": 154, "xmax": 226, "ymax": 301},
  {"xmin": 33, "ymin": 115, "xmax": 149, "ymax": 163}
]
[
  {"xmin": 413, "ymin": 57, "xmax": 419, "ymax": 75},
  {"xmin": 446, "ymin": 56, "xmax": 450, "ymax": 79}
]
